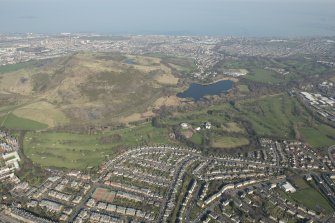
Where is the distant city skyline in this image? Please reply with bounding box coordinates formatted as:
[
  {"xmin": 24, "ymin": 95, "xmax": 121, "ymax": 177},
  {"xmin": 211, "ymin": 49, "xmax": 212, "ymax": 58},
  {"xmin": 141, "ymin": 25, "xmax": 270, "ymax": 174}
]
[{"xmin": 0, "ymin": 0, "xmax": 335, "ymax": 36}]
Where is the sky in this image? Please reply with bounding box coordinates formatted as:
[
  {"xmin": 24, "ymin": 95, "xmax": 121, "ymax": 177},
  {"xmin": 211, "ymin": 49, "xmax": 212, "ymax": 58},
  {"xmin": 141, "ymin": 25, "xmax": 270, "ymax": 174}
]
[{"xmin": 0, "ymin": 0, "xmax": 335, "ymax": 36}]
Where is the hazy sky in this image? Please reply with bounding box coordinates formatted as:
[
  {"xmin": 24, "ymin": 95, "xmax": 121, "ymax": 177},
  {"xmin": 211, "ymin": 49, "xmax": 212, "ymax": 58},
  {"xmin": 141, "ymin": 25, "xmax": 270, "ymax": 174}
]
[{"xmin": 0, "ymin": 0, "xmax": 335, "ymax": 36}]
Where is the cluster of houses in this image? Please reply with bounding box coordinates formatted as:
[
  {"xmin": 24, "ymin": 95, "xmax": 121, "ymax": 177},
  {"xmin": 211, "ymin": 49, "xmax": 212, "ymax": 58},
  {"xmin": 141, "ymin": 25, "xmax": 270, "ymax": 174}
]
[
  {"xmin": 2, "ymin": 143, "xmax": 335, "ymax": 222},
  {"xmin": 0, "ymin": 131, "xmax": 21, "ymax": 182},
  {"xmin": 86, "ymin": 199, "xmax": 150, "ymax": 220},
  {"xmin": 180, "ymin": 121, "xmax": 212, "ymax": 131},
  {"xmin": 254, "ymin": 139, "xmax": 334, "ymax": 171}
]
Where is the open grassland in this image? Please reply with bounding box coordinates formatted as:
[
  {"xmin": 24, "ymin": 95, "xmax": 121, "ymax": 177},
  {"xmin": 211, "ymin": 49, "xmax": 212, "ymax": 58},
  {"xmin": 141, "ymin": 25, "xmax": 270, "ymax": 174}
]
[
  {"xmin": 153, "ymin": 96, "xmax": 182, "ymax": 108},
  {"xmin": 0, "ymin": 113, "xmax": 48, "ymax": 130},
  {"xmin": 211, "ymin": 136, "xmax": 249, "ymax": 149},
  {"xmin": 236, "ymin": 95, "xmax": 335, "ymax": 147},
  {"xmin": 300, "ymin": 124, "xmax": 335, "ymax": 148},
  {"xmin": 235, "ymin": 94, "xmax": 310, "ymax": 138},
  {"xmin": 162, "ymin": 94, "xmax": 305, "ymax": 139},
  {"xmin": 12, "ymin": 101, "xmax": 69, "ymax": 127},
  {"xmin": 0, "ymin": 53, "xmax": 189, "ymax": 126},
  {"xmin": 155, "ymin": 73, "xmax": 179, "ymax": 85},
  {"xmin": 23, "ymin": 123, "xmax": 175, "ymax": 169},
  {"xmin": 237, "ymin": 84, "xmax": 250, "ymax": 94},
  {"xmin": 161, "ymin": 93, "xmax": 335, "ymax": 148},
  {"xmin": 245, "ymin": 68, "xmax": 285, "ymax": 83},
  {"xmin": 190, "ymin": 132, "xmax": 203, "ymax": 145},
  {"xmin": 289, "ymin": 175, "xmax": 334, "ymax": 215},
  {"xmin": 159, "ymin": 106, "xmax": 249, "ymax": 148},
  {"xmin": 160, "ymin": 56, "xmax": 196, "ymax": 74}
]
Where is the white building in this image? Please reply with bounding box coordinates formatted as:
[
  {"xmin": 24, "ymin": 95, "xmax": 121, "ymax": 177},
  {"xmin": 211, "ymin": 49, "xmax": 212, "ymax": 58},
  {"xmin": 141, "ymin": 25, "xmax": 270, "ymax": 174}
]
[{"xmin": 279, "ymin": 181, "xmax": 296, "ymax": 193}]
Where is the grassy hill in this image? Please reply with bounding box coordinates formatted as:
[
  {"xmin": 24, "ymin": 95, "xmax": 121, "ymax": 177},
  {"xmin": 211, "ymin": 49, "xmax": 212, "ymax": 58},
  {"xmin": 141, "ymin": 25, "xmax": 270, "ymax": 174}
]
[{"xmin": 0, "ymin": 53, "xmax": 189, "ymax": 128}]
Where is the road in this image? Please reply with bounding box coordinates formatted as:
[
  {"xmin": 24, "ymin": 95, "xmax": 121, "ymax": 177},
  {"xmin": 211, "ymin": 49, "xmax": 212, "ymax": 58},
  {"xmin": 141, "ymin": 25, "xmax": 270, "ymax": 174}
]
[
  {"xmin": 157, "ymin": 156, "xmax": 195, "ymax": 222},
  {"xmin": 68, "ymin": 185, "xmax": 96, "ymax": 223},
  {"xmin": 328, "ymin": 145, "xmax": 335, "ymax": 167},
  {"xmin": 0, "ymin": 213, "xmax": 21, "ymax": 223}
]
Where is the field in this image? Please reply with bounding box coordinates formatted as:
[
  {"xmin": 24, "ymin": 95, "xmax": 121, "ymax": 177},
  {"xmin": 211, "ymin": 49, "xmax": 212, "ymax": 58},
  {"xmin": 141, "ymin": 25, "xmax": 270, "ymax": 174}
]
[
  {"xmin": 236, "ymin": 94, "xmax": 310, "ymax": 138},
  {"xmin": 178, "ymin": 94, "xmax": 307, "ymax": 139},
  {"xmin": 240, "ymin": 95, "xmax": 303, "ymax": 137},
  {"xmin": 0, "ymin": 113, "xmax": 48, "ymax": 130},
  {"xmin": 300, "ymin": 124, "xmax": 335, "ymax": 148},
  {"xmin": 245, "ymin": 68, "xmax": 285, "ymax": 83},
  {"xmin": 211, "ymin": 136, "xmax": 249, "ymax": 149},
  {"xmin": 190, "ymin": 132, "xmax": 203, "ymax": 145},
  {"xmin": 237, "ymin": 84, "xmax": 250, "ymax": 94},
  {"xmin": 160, "ymin": 93, "xmax": 335, "ymax": 149},
  {"xmin": 23, "ymin": 123, "xmax": 175, "ymax": 169},
  {"xmin": 154, "ymin": 72, "xmax": 179, "ymax": 85},
  {"xmin": 289, "ymin": 176, "xmax": 334, "ymax": 215},
  {"xmin": 12, "ymin": 101, "xmax": 69, "ymax": 127},
  {"xmin": 234, "ymin": 94, "xmax": 335, "ymax": 147}
]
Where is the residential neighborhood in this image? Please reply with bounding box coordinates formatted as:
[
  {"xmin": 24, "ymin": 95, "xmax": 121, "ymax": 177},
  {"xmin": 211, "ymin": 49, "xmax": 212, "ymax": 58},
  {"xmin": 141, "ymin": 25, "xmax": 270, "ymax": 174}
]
[{"xmin": 1, "ymin": 132, "xmax": 335, "ymax": 222}]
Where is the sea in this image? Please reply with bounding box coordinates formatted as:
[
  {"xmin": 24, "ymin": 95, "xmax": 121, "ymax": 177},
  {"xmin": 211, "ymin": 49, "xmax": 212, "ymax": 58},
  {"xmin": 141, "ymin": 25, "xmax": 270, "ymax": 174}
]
[{"xmin": 0, "ymin": 0, "xmax": 334, "ymax": 37}]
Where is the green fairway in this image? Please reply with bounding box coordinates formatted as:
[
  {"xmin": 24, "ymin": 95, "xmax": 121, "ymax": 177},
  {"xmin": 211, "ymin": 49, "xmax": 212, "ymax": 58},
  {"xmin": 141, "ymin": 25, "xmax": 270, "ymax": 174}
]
[
  {"xmin": 159, "ymin": 93, "xmax": 334, "ymax": 148},
  {"xmin": 211, "ymin": 135, "xmax": 249, "ymax": 149},
  {"xmin": 236, "ymin": 94, "xmax": 313, "ymax": 138},
  {"xmin": 245, "ymin": 68, "xmax": 285, "ymax": 83},
  {"xmin": 23, "ymin": 123, "xmax": 174, "ymax": 169},
  {"xmin": 236, "ymin": 94, "xmax": 335, "ymax": 146},
  {"xmin": 300, "ymin": 124, "xmax": 335, "ymax": 148},
  {"xmin": 0, "ymin": 113, "xmax": 48, "ymax": 130}
]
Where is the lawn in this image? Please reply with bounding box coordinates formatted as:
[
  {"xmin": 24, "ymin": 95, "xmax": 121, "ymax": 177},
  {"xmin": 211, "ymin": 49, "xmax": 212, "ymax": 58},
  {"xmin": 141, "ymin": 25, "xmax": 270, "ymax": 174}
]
[
  {"xmin": 237, "ymin": 94, "xmax": 310, "ymax": 138},
  {"xmin": 300, "ymin": 124, "xmax": 335, "ymax": 148},
  {"xmin": 291, "ymin": 188, "xmax": 334, "ymax": 215},
  {"xmin": 289, "ymin": 176, "xmax": 334, "ymax": 215},
  {"xmin": 12, "ymin": 101, "xmax": 69, "ymax": 127},
  {"xmin": 23, "ymin": 123, "xmax": 174, "ymax": 169},
  {"xmin": 211, "ymin": 136, "xmax": 249, "ymax": 149},
  {"xmin": 245, "ymin": 68, "xmax": 285, "ymax": 84},
  {"xmin": 237, "ymin": 84, "xmax": 250, "ymax": 94},
  {"xmin": 190, "ymin": 132, "xmax": 203, "ymax": 145},
  {"xmin": 0, "ymin": 113, "xmax": 48, "ymax": 130},
  {"xmin": 236, "ymin": 94, "xmax": 335, "ymax": 147}
]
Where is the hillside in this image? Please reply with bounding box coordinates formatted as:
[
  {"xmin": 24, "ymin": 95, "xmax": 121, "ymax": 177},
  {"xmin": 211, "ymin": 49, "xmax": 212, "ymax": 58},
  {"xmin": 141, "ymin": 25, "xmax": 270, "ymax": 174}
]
[{"xmin": 0, "ymin": 53, "xmax": 188, "ymax": 129}]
